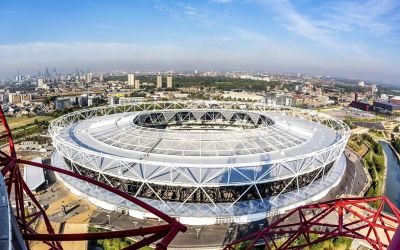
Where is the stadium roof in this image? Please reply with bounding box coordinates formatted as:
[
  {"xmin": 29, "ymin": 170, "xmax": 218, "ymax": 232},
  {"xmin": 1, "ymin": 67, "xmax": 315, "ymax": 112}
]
[{"xmin": 56, "ymin": 110, "xmax": 339, "ymax": 166}]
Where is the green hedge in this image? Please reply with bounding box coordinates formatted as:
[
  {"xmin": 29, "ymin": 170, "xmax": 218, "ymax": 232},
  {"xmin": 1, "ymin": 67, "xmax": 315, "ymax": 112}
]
[
  {"xmin": 392, "ymin": 137, "xmax": 400, "ymax": 153},
  {"xmin": 88, "ymin": 227, "xmax": 152, "ymax": 250},
  {"xmin": 361, "ymin": 135, "xmax": 385, "ymax": 208}
]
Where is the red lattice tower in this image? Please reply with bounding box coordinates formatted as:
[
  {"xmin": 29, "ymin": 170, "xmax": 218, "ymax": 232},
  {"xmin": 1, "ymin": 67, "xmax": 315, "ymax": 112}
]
[
  {"xmin": 0, "ymin": 106, "xmax": 186, "ymax": 250},
  {"xmin": 225, "ymin": 196, "xmax": 400, "ymax": 250}
]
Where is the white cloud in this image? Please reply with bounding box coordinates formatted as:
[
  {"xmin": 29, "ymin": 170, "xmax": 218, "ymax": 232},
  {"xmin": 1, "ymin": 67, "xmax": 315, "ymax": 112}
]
[
  {"xmin": 0, "ymin": 35, "xmax": 399, "ymax": 82},
  {"xmin": 261, "ymin": 0, "xmax": 399, "ymax": 49},
  {"xmin": 154, "ymin": 2, "xmax": 215, "ymax": 26},
  {"xmin": 0, "ymin": 40, "xmax": 315, "ymax": 76},
  {"xmin": 0, "ymin": 42, "xmax": 180, "ymax": 74},
  {"xmin": 325, "ymin": 0, "xmax": 399, "ymax": 35},
  {"xmin": 261, "ymin": 0, "xmax": 339, "ymax": 48},
  {"xmin": 0, "ymin": 42, "xmax": 275, "ymax": 75}
]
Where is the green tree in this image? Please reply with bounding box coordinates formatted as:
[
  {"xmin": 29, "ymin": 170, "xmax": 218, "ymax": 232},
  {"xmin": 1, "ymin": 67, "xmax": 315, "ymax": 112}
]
[{"xmin": 43, "ymin": 97, "xmax": 50, "ymax": 105}]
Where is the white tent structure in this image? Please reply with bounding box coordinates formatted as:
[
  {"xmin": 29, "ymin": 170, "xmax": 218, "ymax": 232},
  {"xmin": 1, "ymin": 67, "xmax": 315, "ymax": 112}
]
[{"xmin": 23, "ymin": 157, "xmax": 45, "ymax": 191}]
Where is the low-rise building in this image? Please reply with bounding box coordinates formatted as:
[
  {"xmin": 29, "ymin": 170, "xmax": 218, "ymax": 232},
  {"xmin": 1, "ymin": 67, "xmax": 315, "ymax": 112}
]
[
  {"xmin": 373, "ymin": 99, "xmax": 400, "ymax": 113},
  {"xmin": 118, "ymin": 97, "xmax": 146, "ymax": 104},
  {"xmin": 222, "ymin": 91, "xmax": 263, "ymax": 102},
  {"xmin": 55, "ymin": 97, "xmax": 73, "ymax": 110}
]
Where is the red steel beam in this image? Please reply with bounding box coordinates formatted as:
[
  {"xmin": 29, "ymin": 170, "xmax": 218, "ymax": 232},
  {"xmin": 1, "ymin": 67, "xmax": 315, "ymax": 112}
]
[
  {"xmin": 22, "ymin": 224, "xmax": 172, "ymax": 241},
  {"xmin": 0, "ymin": 105, "xmax": 186, "ymax": 250},
  {"xmin": 225, "ymin": 196, "xmax": 400, "ymax": 250},
  {"xmin": 17, "ymin": 158, "xmax": 183, "ymax": 226}
]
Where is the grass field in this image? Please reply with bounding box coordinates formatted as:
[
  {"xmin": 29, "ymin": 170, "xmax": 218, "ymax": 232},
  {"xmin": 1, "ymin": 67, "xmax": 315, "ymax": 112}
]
[
  {"xmin": 88, "ymin": 226, "xmax": 153, "ymax": 250},
  {"xmin": 2, "ymin": 116, "xmax": 53, "ymax": 131},
  {"xmin": 348, "ymin": 136, "xmax": 369, "ymax": 156},
  {"xmin": 368, "ymin": 130, "xmax": 388, "ymax": 139}
]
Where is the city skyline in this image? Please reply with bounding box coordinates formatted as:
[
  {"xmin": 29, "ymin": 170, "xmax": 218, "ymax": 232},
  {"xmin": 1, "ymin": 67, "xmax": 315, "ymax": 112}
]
[{"xmin": 0, "ymin": 0, "xmax": 399, "ymax": 83}]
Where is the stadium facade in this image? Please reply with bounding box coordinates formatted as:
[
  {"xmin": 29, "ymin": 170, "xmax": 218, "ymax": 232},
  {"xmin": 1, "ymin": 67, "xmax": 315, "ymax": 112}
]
[{"xmin": 50, "ymin": 101, "xmax": 350, "ymax": 225}]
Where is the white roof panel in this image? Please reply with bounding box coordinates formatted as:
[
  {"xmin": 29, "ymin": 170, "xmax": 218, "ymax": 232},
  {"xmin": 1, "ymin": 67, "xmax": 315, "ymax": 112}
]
[{"xmin": 23, "ymin": 158, "xmax": 45, "ymax": 191}]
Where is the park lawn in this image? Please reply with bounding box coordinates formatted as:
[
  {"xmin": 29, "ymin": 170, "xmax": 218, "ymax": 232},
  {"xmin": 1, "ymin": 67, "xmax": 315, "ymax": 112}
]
[
  {"xmin": 360, "ymin": 134, "xmax": 386, "ymax": 208},
  {"xmin": 264, "ymin": 235, "xmax": 352, "ymax": 250},
  {"xmin": 368, "ymin": 130, "xmax": 387, "ymax": 139},
  {"xmin": 88, "ymin": 226, "xmax": 153, "ymax": 250},
  {"xmin": 3, "ymin": 116, "xmax": 53, "ymax": 130},
  {"xmin": 345, "ymin": 116, "xmax": 386, "ymax": 122},
  {"xmin": 347, "ymin": 136, "xmax": 369, "ymax": 157},
  {"xmin": 316, "ymin": 105, "xmax": 341, "ymax": 112}
]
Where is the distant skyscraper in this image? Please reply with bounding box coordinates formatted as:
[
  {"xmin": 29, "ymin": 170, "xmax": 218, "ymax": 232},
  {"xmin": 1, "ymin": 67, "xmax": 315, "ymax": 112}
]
[
  {"xmin": 45, "ymin": 67, "xmax": 50, "ymax": 77},
  {"xmin": 8, "ymin": 93, "xmax": 22, "ymax": 104},
  {"xmin": 128, "ymin": 73, "xmax": 135, "ymax": 85},
  {"xmin": 37, "ymin": 78, "xmax": 45, "ymax": 89},
  {"xmin": 167, "ymin": 75, "xmax": 173, "ymax": 89},
  {"xmin": 86, "ymin": 73, "xmax": 93, "ymax": 83},
  {"xmin": 134, "ymin": 79, "xmax": 140, "ymax": 89},
  {"xmin": 16, "ymin": 70, "xmax": 21, "ymax": 82},
  {"xmin": 156, "ymin": 75, "xmax": 162, "ymax": 89},
  {"xmin": 371, "ymin": 84, "xmax": 378, "ymax": 93}
]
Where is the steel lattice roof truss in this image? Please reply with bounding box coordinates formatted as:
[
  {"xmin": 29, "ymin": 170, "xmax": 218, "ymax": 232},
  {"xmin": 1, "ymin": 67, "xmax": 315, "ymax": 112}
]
[{"xmin": 49, "ymin": 101, "xmax": 350, "ymax": 220}]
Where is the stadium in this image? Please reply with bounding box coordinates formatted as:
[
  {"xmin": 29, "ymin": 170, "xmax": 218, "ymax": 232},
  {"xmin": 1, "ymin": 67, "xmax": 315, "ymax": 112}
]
[{"xmin": 49, "ymin": 101, "xmax": 350, "ymax": 225}]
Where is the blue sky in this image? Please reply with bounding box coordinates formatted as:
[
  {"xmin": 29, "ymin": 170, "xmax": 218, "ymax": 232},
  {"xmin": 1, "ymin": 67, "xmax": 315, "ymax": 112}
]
[{"xmin": 0, "ymin": 0, "xmax": 399, "ymax": 83}]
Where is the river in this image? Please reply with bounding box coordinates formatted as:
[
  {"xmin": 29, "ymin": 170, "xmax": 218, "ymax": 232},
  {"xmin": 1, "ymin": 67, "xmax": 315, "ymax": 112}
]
[{"xmin": 380, "ymin": 141, "xmax": 400, "ymax": 210}]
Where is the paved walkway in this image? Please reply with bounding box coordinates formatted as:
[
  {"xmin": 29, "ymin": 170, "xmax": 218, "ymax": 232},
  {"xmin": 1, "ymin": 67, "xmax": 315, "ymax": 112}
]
[
  {"xmin": 61, "ymin": 223, "xmax": 88, "ymax": 250},
  {"xmin": 31, "ymin": 170, "xmax": 97, "ymax": 250},
  {"xmin": 30, "ymin": 221, "xmax": 61, "ymax": 250}
]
